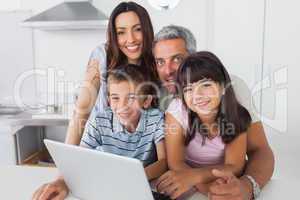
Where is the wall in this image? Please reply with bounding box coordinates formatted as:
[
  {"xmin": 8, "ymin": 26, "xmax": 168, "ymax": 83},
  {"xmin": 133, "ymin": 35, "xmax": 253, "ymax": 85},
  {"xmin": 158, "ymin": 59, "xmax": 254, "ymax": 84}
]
[{"xmin": 0, "ymin": 0, "xmax": 21, "ymax": 11}]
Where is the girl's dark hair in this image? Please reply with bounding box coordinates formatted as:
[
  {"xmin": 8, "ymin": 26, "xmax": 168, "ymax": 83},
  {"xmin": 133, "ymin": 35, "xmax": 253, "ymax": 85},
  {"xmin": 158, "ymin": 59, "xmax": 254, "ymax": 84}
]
[
  {"xmin": 107, "ymin": 64, "xmax": 158, "ymax": 108},
  {"xmin": 106, "ymin": 2, "xmax": 156, "ymax": 81},
  {"xmin": 176, "ymin": 51, "xmax": 252, "ymax": 145}
]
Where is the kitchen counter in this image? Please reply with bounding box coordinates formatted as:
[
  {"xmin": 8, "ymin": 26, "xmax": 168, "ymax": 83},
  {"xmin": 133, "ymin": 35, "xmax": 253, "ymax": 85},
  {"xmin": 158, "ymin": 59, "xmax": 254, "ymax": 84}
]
[
  {"xmin": 0, "ymin": 111, "xmax": 70, "ymax": 165},
  {"xmin": 0, "ymin": 111, "xmax": 69, "ymax": 135}
]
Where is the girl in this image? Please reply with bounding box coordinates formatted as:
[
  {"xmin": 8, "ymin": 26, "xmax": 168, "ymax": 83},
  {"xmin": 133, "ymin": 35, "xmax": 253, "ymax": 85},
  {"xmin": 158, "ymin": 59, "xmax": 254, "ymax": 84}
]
[
  {"xmin": 32, "ymin": 2, "xmax": 157, "ymax": 200},
  {"xmin": 156, "ymin": 51, "xmax": 252, "ymax": 199}
]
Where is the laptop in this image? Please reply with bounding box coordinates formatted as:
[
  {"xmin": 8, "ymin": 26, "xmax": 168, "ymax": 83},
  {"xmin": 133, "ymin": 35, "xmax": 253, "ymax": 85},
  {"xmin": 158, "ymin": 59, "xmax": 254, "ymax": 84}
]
[{"xmin": 44, "ymin": 139, "xmax": 170, "ymax": 200}]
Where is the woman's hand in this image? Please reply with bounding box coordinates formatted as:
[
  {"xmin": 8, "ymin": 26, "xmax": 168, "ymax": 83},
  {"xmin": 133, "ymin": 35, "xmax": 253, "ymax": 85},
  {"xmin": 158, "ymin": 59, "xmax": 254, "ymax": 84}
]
[
  {"xmin": 32, "ymin": 178, "xmax": 69, "ymax": 200},
  {"xmin": 85, "ymin": 59, "xmax": 100, "ymax": 85},
  {"xmin": 156, "ymin": 169, "xmax": 198, "ymax": 199},
  {"xmin": 75, "ymin": 59, "xmax": 101, "ymax": 116}
]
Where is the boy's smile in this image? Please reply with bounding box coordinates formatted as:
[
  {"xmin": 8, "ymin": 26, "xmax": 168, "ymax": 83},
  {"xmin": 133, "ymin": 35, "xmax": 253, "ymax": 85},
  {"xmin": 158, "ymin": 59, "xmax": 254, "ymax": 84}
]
[{"xmin": 108, "ymin": 80, "xmax": 143, "ymax": 132}]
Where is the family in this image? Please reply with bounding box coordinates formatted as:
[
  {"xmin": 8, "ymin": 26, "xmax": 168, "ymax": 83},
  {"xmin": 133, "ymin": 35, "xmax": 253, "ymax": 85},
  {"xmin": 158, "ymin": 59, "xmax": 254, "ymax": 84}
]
[{"xmin": 32, "ymin": 2, "xmax": 274, "ymax": 200}]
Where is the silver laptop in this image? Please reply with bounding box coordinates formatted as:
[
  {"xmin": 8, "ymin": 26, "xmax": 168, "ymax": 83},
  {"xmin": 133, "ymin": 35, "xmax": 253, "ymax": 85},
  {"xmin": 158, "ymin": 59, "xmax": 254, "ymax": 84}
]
[{"xmin": 44, "ymin": 139, "xmax": 155, "ymax": 200}]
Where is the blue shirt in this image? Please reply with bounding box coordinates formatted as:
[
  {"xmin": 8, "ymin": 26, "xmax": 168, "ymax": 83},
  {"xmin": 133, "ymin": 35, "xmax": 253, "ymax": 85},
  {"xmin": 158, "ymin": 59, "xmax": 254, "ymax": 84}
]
[{"xmin": 80, "ymin": 107, "xmax": 165, "ymax": 167}]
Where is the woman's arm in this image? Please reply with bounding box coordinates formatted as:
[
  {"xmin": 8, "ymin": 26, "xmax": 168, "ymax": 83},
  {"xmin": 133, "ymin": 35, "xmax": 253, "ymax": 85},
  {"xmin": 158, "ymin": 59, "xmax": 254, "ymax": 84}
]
[
  {"xmin": 65, "ymin": 59, "xmax": 101, "ymax": 145},
  {"xmin": 145, "ymin": 140, "xmax": 168, "ymax": 180}
]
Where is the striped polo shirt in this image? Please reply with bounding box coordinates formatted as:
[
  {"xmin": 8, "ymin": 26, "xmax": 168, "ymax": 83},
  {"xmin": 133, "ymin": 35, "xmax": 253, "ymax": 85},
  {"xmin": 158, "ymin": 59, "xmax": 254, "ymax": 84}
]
[{"xmin": 80, "ymin": 107, "xmax": 165, "ymax": 167}]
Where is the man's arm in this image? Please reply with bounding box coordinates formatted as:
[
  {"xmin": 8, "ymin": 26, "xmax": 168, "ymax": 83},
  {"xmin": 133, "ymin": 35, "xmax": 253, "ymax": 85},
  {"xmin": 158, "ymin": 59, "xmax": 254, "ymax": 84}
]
[
  {"xmin": 244, "ymin": 121, "xmax": 275, "ymax": 188},
  {"xmin": 209, "ymin": 121, "xmax": 275, "ymax": 200}
]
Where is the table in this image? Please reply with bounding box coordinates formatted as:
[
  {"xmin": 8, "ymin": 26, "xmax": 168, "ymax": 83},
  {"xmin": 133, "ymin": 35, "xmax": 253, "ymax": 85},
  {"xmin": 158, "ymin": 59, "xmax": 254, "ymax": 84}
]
[{"xmin": 0, "ymin": 166, "xmax": 299, "ymax": 200}]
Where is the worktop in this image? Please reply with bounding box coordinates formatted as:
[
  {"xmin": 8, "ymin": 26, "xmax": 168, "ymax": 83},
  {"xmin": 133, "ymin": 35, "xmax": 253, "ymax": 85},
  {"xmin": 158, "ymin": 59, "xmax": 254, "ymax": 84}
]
[{"xmin": 0, "ymin": 111, "xmax": 69, "ymax": 165}]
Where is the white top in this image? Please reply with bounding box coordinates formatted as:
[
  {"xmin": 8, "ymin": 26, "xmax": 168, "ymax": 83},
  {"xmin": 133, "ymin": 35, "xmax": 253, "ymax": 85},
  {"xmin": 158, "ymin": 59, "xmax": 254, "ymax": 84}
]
[{"xmin": 88, "ymin": 44, "xmax": 109, "ymax": 118}]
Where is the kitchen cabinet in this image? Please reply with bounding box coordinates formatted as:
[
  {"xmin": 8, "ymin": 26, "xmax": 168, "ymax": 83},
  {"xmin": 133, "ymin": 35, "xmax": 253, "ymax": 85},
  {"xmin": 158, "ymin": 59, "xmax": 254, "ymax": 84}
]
[
  {"xmin": 261, "ymin": 0, "xmax": 300, "ymax": 179},
  {"xmin": 208, "ymin": 0, "xmax": 300, "ymax": 179},
  {"xmin": 0, "ymin": 113, "xmax": 68, "ymax": 165}
]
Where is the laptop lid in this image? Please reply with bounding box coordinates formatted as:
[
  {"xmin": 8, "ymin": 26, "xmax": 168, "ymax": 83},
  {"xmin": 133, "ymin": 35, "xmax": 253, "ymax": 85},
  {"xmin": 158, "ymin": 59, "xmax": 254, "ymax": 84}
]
[{"xmin": 44, "ymin": 139, "xmax": 154, "ymax": 200}]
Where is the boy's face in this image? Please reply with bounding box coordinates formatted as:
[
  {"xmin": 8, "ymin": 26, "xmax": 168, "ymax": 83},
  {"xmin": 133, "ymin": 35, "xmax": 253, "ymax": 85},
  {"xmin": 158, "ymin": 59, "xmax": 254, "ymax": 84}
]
[{"xmin": 108, "ymin": 80, "xmax": 144, "ymax": 129}]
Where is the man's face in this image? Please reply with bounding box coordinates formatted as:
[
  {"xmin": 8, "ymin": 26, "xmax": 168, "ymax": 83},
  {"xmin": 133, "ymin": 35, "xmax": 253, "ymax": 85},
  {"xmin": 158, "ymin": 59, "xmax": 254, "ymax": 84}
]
[{"xmin": 153, "ymin": 38, "xmax": 189, "ymax": 94}]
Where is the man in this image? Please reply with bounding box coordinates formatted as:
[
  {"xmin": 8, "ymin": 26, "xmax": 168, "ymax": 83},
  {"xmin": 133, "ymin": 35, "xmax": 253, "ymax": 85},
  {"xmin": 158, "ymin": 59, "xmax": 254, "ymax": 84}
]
[{"xmin": 153, "ymin": 25, "xmax": 274, "ymax": 200}]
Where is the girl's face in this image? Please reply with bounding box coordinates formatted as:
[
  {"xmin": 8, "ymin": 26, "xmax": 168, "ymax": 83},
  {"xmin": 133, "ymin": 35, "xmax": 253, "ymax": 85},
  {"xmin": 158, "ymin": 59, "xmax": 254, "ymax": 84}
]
[
  {"xmin": 183, "ymin": 79, "xmax": 223, "ymax": 118},
  {"xmin": 115, "ymin": 11, "xmax": 143, "ymax": 64}
]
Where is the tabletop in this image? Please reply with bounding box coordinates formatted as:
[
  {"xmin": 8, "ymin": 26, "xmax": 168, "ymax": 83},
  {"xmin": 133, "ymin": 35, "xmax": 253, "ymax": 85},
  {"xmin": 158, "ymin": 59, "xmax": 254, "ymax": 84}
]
[{"xmin": 0, "ymin": 165, "xmax": 298, "ymax": 200}]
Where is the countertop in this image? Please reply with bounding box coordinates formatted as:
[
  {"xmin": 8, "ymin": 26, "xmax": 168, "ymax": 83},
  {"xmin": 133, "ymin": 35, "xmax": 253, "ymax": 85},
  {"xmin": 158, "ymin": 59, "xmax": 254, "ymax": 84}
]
[{"xmin": 0, "ymin": 111, "xmax": 69, "ymax": 135}]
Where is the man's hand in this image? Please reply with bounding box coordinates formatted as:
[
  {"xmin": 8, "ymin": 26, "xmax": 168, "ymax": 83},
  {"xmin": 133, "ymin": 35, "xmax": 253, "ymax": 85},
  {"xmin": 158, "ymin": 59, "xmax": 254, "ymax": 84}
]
[
  {"xmin": 156, "ymin": 170, "xmax": 197, "ymax": 199},
  {"xmin": 32, "ymin": 178, "xmax": 69, "ymax": 200},
  {"xmin": 208, "ymin": 169, "xmax": 252, "ymax": 200}
]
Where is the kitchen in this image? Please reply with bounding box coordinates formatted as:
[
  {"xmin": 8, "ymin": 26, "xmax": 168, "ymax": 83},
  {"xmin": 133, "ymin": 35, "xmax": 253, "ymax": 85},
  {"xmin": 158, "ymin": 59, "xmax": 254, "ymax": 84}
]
[{"xmin": 0, "ymin": 0, "xmax": 300, "ymax": 199}]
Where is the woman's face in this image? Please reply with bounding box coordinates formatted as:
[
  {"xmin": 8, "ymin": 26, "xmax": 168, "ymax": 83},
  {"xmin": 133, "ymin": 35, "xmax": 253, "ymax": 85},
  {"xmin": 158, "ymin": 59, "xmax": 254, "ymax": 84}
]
[
  {"xmin": 115, "ymin": 11, "xmax": 143, "ymax": 64},
  {"xmin": 183, "ymin": 79, "xmax": 223, "ymax": 118}
]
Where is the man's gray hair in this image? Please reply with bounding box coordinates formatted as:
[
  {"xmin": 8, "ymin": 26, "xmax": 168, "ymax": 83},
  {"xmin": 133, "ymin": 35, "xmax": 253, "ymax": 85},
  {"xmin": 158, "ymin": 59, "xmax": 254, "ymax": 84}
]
[{"xmin": 153, "ymin": 25, "xmax": 197, "ymax": 53}]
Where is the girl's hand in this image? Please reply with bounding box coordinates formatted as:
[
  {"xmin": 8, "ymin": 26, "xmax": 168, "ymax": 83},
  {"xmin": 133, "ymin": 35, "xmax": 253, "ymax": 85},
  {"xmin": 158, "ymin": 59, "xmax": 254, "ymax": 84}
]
[{"xmin": 156, "ymin": 170, "xmax": 198, "ymax": 199}]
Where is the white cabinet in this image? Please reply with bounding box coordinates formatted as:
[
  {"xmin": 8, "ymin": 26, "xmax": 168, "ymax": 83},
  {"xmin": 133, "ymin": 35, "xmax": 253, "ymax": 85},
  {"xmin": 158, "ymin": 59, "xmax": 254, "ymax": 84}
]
[
  {"xmin": 261, "ymin": 0, "xmax": 300, "ymax": 179},
  {"xmin": 262, "ymin": 0, "xmax": 300, "ymax": 136},
  {"xmin": 0, "ymin": 126, "xmax": 42, "ymax": 165},
  {"xmin": 208, "ymin": 0, "xmax": 300, "ymax": 179},
  {"xmin": 0, "ymin": 126, "xmax": 17, "ymax": 165}
]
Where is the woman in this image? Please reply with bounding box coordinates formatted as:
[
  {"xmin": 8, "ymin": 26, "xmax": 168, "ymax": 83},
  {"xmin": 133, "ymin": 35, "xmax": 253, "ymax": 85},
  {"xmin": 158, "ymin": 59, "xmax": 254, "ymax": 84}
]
[
  {"xmin": 32, "ymin": 2, "xmax": 156, "ymax": 200},
  {"xmin": 156, "ymin": 52, "xmax": 251, "ymax": 199},
  {"xmin": 66, "ymin": 1, "xmax": 157, "ymax": 145}
]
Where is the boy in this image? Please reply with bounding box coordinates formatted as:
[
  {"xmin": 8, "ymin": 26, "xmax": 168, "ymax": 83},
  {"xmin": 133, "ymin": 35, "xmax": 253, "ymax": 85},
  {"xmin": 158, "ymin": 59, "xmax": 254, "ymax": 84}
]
[{"xmin": 80, "ymin": 64, "xmax": 167, "ymax": 180}]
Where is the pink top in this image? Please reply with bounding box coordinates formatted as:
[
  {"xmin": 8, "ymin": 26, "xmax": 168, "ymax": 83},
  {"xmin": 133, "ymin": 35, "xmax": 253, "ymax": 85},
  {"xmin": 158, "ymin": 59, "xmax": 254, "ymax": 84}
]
[{"xmin": 166, "ymin": 98, "xmax": 225, "ymax": 167}]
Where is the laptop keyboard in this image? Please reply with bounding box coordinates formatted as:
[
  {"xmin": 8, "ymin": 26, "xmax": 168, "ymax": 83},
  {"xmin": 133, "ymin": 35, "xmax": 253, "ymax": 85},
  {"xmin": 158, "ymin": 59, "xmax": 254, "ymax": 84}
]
[{"xmin": 152, "ymin": 191, "xmax": 171, "ymax": 200}]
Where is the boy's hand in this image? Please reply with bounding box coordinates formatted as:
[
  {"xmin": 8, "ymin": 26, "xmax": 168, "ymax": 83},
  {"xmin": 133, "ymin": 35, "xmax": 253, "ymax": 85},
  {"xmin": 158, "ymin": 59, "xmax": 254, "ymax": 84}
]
[{"xmin": 32, "ymin": 178, "xmax": 69, "ymax": 200}]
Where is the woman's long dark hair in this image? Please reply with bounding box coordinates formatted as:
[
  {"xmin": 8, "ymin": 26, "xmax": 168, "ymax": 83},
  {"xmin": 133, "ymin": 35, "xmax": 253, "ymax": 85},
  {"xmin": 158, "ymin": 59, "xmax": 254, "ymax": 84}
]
[
  {"xmin": 106, "ymin": 2, "xmax": 156, "ymax": 81},
  {"xmin": 176, "ymin": 51, "xmax": 252, "ymax": 145}
]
